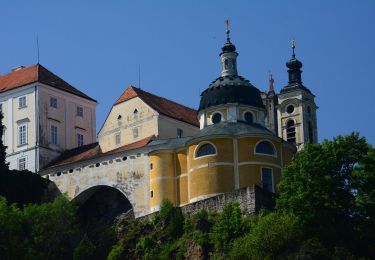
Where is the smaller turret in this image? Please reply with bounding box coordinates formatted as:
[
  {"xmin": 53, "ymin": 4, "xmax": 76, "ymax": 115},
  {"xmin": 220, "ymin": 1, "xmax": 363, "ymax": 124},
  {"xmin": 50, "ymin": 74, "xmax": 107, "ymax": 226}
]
[{"xmin": 220, "ymin": 20, "xmax": 238, "ymax": 77}]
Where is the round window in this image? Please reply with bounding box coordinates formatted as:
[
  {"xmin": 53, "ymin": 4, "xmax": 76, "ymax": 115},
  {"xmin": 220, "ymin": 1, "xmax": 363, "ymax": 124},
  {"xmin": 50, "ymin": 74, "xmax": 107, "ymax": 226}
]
[
  {"xmin": 286, "ymin": 105, "xmax": 294, "ymax": 114},
  {"xmin": 212, "ymin": 113, "xmax": 222, "ymax": 124},
  {"xmin": 244, "ymin": 112, "xmax": 253, "ymax": 124}
]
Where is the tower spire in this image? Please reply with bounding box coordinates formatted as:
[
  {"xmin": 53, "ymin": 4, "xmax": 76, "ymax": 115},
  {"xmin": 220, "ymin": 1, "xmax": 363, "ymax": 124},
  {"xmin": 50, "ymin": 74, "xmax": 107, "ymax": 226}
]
[
  {"xmin": 269, "ymin": 72, "xmax": 275, "ymax": 92},
  {"xmin": 220, "ymin": 20, "xmax": 238, "ymax": 76},
  {"xmin": 291, "ymin": 38, "xmax": 296, "ymax": 58}
]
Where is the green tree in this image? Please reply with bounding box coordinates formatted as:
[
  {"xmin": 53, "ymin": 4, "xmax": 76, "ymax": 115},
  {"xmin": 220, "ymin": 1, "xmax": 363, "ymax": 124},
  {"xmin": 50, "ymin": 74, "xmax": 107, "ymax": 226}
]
[
  {"xmin": 0, "ymin": 112, "xmax": 9, "ymax": 174},
  {"xmin": 0, "ymin": 197, "xmax": 24, "ymax": 259},
  {"xmin": 22, "ymin": 196, "xmax": 79, "ymax": 259},
  {"xmin": 276, "ymin": 132, "xmax": 375, "ymax": 256},
  {"xmin": 230, "ymin": 212, "xmax": 302, "ymax": 259},
  {"xmin": 210, "ymin": 202, "xmax": 242, "ymax": 256}
]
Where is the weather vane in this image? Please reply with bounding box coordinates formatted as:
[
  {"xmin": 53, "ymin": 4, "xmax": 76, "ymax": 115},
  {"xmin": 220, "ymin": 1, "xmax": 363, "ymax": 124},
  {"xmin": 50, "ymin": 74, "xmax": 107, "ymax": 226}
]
[{"xmin": 225, "ymin": 19, "xmax": 230, "ymax": 42}]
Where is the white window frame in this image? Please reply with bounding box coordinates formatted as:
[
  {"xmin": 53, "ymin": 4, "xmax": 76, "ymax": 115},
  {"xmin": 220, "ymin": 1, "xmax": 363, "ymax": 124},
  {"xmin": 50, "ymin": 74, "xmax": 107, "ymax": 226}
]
[
  {"xmin": 19, "ymin": 96, "xmax": 27, "ymax": 109},
  {"xmin": 193, "ymin": 141, "xmax": 218, "ymax": 160},
  {"xmin": 261, "ymin": 167, "xmax": 274, "ymax": 193},
  {"xmin": 18, "ymin": 157, "xmax": 26, "ymax": 171},
  {"xmin": 77, "ymin": 133, "xmax": 84, "ymax": 147},
  {"xmin": 211, "ymin": 111, "xmax": 224, "ymax": 124},
  {"xmin": 50, "ymin": 97, "xmax": 58, "ymax": 108},
  {"xmin": 242, "ymin": 110, "xmax": 256, "ymax": 124},
  {"xmin": 18, "ymin": 123, "xmax": 27, "ymax": 146},
  {"xmin": 51, "ymin": 125, "xmax": 58, "ymax": 145},
  {"xmin": 76, "ymin": 106, "xmax": 83, "ymax": 117},
  {"xmin": 254, "ymin": 139, "xmax": 277, "ymax": 158}
]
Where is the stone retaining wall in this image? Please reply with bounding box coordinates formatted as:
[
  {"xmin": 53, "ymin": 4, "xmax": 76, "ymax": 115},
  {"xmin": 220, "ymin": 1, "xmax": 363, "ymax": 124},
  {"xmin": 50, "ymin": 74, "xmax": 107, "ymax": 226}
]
[{"xmin": 136, "ymin": 185, "xmax": 275, "ymax": 221}]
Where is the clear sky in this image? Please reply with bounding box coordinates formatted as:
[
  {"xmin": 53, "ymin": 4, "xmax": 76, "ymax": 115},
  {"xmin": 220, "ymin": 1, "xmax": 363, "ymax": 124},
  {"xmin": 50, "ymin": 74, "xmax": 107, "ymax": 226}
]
[{"xmin": 1, "ymin": 1, "xmax": 374, "ymax": 145}]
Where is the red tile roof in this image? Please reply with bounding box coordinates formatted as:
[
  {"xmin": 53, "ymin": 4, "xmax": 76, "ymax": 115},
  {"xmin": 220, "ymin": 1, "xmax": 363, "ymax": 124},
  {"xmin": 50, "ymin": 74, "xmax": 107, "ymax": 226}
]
[
  {"xmin": 44, "ymin": 135, "xmax": 155, "ymax": 170},
  {"xmin": 0, "ymin": 64, "xmax": 96, "ymax": 102},
  {"xmin": 114, "ymin": 86, "xmax": 199, "ymax": 127}
]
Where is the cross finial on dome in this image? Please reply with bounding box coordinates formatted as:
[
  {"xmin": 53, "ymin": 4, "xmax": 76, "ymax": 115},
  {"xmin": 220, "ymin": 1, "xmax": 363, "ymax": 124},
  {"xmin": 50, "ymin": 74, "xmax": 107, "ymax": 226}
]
[
  {"xmin": 291, "ymin": 38, "xmax": 296, "ymax": 58},
  {"xmin": 225, "ymin": 19, "xmax": 231, "ymax": 42}
]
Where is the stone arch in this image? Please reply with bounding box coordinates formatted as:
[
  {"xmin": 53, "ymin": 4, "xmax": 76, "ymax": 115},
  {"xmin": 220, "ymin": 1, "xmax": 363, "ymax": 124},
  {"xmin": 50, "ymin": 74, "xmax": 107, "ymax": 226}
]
[{"xmin": 73, "ymin": 185, "xmax": 134, "ymax": 227}]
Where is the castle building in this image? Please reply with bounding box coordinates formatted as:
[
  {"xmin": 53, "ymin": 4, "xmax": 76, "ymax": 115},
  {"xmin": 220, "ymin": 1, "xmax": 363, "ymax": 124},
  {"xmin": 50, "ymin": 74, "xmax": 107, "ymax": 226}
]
[
  {"xmin": 38, "ymin": 29, "xmax": 318, "ymax": 217},
  {"xmin": 0, "ymin": 64, "xmax": 97, "ymax": 172}
]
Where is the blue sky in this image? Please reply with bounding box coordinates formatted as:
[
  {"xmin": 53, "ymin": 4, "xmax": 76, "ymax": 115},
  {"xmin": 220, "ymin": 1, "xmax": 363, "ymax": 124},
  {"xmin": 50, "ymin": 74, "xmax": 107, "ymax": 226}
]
[{"xmin": 1, "ymin": 1, "xmax": 374, "ymax": 145}]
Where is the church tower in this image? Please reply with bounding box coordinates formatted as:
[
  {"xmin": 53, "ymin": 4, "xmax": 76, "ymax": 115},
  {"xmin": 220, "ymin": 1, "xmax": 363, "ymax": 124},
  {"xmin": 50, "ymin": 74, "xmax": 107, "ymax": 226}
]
[{"xmin": 277, "ymin": 40, "xmax": 318, "ymax": 150}]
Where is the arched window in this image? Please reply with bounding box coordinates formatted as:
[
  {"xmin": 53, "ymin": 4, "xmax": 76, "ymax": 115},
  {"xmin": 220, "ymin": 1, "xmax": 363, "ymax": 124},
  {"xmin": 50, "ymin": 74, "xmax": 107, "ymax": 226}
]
[
  {"xmin": 224, "ymin": 59, "xmax": 229, "ymax": 69},
  {"xmin": 244, "ymin": 112, "xmax": 253, "ymax": 124},
  {"xmin": 195, "ymin": 143, "xmax": 216, "ymax": 158},
  {"xmin": 212, "ymin": 113, "xmax": 222, "ymax": 124},
  {"xmin": 286, "ymin": 120, "xmax": 296, "ymax": 143},
  {"xmin": 255, "ymin": 141, "xmax": 275, "ymax": 156}
]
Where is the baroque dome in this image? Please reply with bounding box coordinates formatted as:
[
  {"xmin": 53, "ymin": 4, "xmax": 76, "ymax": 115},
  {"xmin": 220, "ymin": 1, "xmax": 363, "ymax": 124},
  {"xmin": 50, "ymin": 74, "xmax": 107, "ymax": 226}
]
[{"xmin": 198, "ymin": 74, "xmax": 265, "ymax": 111}]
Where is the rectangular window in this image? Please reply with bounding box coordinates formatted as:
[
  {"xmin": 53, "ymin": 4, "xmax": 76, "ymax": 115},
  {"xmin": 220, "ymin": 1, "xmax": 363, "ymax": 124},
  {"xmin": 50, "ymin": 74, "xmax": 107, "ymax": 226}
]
[
  {"xmin": 0, "ymin": 103, "xmax": 2, "ymax": 113},
  {"xmin": 77, "ymin": 133, "xmax": 84, "ymax": 147},
  {"xmin": 50, "ymin": 97, "xmax": 57, "ymax": 108},
  {"xmin": 19, "ymin": 96, "xmax": 27, "ymax": 108},
  {"xmin": 261, "ymin": 168, "xmax": 273, "ymax": 192},
  {"xmin": 18, "ymin": 124, "xmax": 27, "ymax": 146},
  {"xmin": 132, "ymin": 128, "xmax": 138, "ymax": 139},
  {"xmin": 18, "ymin": 157, "xmax": 26, "ymax": 170},
  {"xmin": 51, "ymin": 125, "xmax": 58, "ymax": 145},
  {"xmin": 115, "ymin": 133, "xmax": 121, "ymax": 145},
  {"xmin": 177, "ymin": 128, "xmax": 183, "ymax": 138},
  {"xmin": 150, "ymin": 163, "xmax": 153, "ymax": 170},
  {"xmin": 76, "ymin": 106, "xmax": 83, "ymax": 117},
  {"xmin": 150, "ymin": 190, "xmax": 154, "ymax": 198}
]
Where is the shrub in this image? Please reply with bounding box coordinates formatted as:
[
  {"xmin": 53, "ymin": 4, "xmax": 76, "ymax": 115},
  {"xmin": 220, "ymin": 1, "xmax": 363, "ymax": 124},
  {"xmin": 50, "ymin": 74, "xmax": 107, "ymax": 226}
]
[{"xmin": 73, "ymin": 236, "xmax": 96, "ymax": 260}]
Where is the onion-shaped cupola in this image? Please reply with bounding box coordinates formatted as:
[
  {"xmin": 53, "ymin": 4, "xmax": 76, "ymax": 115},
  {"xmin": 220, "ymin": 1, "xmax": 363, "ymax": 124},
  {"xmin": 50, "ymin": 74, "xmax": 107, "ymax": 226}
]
[
  {"xmin": 281, "ymin": 39, "xmax": 311, "ymax": 94},
  {"xmin": 198, "ymin": 22, "xmax": 265, "ymax": 112}
]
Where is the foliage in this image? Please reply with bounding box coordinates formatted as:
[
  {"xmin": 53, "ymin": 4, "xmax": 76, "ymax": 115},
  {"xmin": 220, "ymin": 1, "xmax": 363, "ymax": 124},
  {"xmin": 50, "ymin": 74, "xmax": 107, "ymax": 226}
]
[
  {"xmin": 157, "ymin": 198, "xmax": 184, "ymax": 240},
  {"xmin": 230, "ymin": 212, "xmax": 302, "ymax": 259},
  {"xmin": 106, "ymin": 244, "xmax": 124, "ymax": 260},
  {"xmin": 0, "ymin": 196, "xmax": 79, "ymax": 260},
  {"xmin": 0, "ymin": 170, "xmax": 55, "ymax": 205},
  {"xmin": 73, "ymin": 236, "xmax": 96, "ymax": 260},
  {"xmin": 0, "ymin": 112, "xmax": 9, "ymax": 173},
  {"xmin": 210, "ymin": 202, "xmax": 242, "ymax": 255},
  {"xmin": 277, "ymin": 132, "xmax": 375, "ymax": 256}
]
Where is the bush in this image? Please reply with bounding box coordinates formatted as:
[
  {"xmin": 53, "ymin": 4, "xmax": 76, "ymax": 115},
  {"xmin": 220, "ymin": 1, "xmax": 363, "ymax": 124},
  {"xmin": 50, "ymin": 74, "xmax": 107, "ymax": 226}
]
[
  {"xmin": 230, "ymin": 212, "xmax": 302, "ymax": 259},
  {"xmin": 157, "ymin": 199, "xmax": 184, "ymax": 239},
  {"xmin": 107, "ymin": 244, "xmax": 124, "ymax": 260},
  {"xmin": 210, "ymin": 202, "xmax": 242, "ymax": 255},
  {"xmin": 73, "ymin": 236, "xmax": 96, "ymax": 260}
]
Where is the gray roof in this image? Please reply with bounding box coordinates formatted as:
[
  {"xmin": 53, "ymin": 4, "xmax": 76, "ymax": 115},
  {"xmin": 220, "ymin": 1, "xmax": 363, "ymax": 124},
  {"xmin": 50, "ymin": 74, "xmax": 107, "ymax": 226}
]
[
  {"xmin": 189, "ymin": 122, "xmax": 275, "ymax": 141},
  {"xmin": 148, "ymin": 122, "xmax": 278, "ymax": 153}
]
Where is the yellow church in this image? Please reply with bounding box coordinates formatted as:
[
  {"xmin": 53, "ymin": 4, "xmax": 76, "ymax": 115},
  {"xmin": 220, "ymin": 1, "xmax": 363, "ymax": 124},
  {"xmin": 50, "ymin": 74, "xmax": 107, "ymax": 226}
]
[{"xmin": 39, "ymin": 28, "xmax": 317, "ymax": 217}]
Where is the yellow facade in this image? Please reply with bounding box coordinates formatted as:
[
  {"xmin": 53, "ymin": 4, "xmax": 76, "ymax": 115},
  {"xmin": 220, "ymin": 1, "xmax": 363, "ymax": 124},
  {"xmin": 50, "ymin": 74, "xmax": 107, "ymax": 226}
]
[
  {"xmin": 149, "ymin": 135, "xmax": 295, "ymax": 210},
  {"xmin": 149, "ymin": 151, "xmax": 176, "ymax": 209}
]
